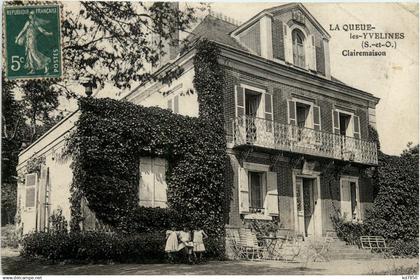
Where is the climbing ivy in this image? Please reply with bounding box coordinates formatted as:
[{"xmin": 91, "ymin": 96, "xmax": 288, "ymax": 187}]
[{"xmin": 66, "ymin": 39, "xmax": 229, "ymax": 257}]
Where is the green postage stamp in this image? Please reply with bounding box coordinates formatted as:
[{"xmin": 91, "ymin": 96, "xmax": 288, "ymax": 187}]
[{"xmin": 4, "ymin": 4, "xmax": 62, "ymax": 80}]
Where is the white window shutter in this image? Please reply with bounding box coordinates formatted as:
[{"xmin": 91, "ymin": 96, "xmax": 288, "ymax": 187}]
[
  {"xmin": 25, "ymin": 173, "xmax": 37, "ymax": 208},
  {"xmin": 313, "ymin": 105, "xmax": 321, "ymax": 131},
  {"xmin": 174, "ymin": 95, "xmax": 179, "ymax": 114},
  {"xmin": 139, "ymin": 157, "xmax": 154, "ymax": 207},
  {"xmin": 235, "ymin": 85, "xmax": 245, "ymax": 118},
  {"xmin": 287, "ymin": 100, "xmax": 297, "ymax": 125},
  {"xmin": 308, "ymin": 35, "xmax": 316, "ymax": 71},
  {"xmin": 153, "ymin": 159, "xmax": 168, "ymax": 208},
  {"xmin": 264, "ymin": 93, "xmax": 273, "ymax": 132},
  {"xmin": 283, "ymin": 23, "xmax": 293, "ymax": 64},
  {"xmin": 353, "ymin": 115, "xmax": 361, "ymax": 139},
  {"xmin": 264, "ymin": 171, "xmax": 278, "ymax": 216},
  {"xmin": 332, "ymin": 110, "xmax": 340, "ymax": 135},
  {"xmin": 38, "ymin": 166, "xmax": 48, "ymax": 231},
  {"xmin": 167, "ymin": 99, "xmax": 173, "ymax": 111},
  {"xmin": 341, "ymin": 180, "xmax": 352, "ymax": 221},
  {"xmin": 238, "ymin": 167, "xmax": 249, "ymax": 213}
]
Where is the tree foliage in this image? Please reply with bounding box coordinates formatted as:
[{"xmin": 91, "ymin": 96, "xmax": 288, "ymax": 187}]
[
  {"xmin": 62, "ymin": 2, "xmax": 197, "ymax": 91},
  {"xmin": 364, "ymin": 143, "xmax": 419, "ymax": 243}
]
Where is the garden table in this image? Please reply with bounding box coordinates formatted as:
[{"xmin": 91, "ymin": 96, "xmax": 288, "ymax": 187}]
[{"xmin": 259, "ymin": 236, "xmax": 283, "ymax": 260}]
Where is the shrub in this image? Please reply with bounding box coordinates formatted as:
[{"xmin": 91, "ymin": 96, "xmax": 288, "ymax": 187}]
[
  {"xmin": 49, "ymin": 209, "xmax": 68, "ymax": 233},
  {"xmin": 1, "ymin": 224, "xmax": 20, "ymax": 248},
  {"xmin": 390, "ymin": 239, "xmax": 419, "ymax": 257},
  {"xmin": 21, "ymin": 231, "xmax": 166, "ymax": 263},
  {"xmin": 21, "ymin": 230, "xmax": 223, "ymax": 262},
  {"xmin": 331, "ymin": 214, "xmax": 367, "ymax": 246}
]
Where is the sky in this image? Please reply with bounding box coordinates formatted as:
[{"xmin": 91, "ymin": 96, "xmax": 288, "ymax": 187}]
[{"xmin": 207, "ymin": 2, "xmax": 419, "ymax": 155}]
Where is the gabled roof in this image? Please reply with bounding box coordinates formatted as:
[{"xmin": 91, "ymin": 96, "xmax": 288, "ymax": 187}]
[
  {"xmin": 231, "ymin": 3, "xmax": 331, "ymax": 40},
  {"xmin": 185, "ymin": 13, "xmax": 346, "ymax": 85}
]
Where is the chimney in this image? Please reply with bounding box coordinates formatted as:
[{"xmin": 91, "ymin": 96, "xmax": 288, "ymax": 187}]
[{"xmin": 161, "ymin": 2, "xmax": 179, "ymax": 65}]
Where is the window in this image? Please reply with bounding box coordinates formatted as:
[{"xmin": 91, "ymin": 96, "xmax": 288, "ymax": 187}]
[
  {"xmin": 139, "ymin": 157, "xmax": 167, "ymax": 208},
  {"xmin": 296, "ymin": 102, "xmax": 311, "ymax": 128},
  {"xmin": 238, "ymin": 164, "xmax": 278, "ymax": 216},
  {"xmin": 288, "ymin": 99, "xmax": 321, "ymax": 130},
  {"xmin": 292, "ymin": 29, "xmax": 306, "ymax": 68},
  {"xmin": 340, "ymin": 177, "xmax": 360, "ymax": 221},
  {"xmin": 333, "ymin": 110, "xmax": 361, "ymax": 139},
  {"xmin": 167, "ymin": 95, "xmax": 179, "ymax": 114},
  {"xmin": 248, "ymin": 171, "xmax": 265, "ymax": 211}
]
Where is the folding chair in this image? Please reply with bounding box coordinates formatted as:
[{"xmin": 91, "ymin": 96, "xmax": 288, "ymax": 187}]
[
  {"xmin": 226, "ymin": 228, "xmax": 245, "ymax": 260},
  {"xmin": 239, "ymin": 228, "xmax": 265, "ymax": 260}
]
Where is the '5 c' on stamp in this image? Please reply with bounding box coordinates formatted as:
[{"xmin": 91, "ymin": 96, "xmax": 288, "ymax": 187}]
[{"xmin": 4, "ymin": 4, "xmax": 62, "ymax": 80}]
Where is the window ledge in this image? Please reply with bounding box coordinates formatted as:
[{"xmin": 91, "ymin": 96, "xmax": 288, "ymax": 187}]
[{"xmin": 243, "ymin": 213, "xmax": 272, "ymax": 221}]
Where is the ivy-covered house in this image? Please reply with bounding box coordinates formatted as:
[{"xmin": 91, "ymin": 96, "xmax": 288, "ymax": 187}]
[{"xmin": 16, "ymin": 3, "xmax": 379, "ymax": 243}]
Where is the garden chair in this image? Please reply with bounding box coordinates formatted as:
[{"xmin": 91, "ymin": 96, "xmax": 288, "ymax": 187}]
[
  {"xmin": 239, "ymin": 228, "xmax": 265, "ymax": 260},
  {"xmin": 305, "ymin": 232, "xmax": 334, "ymax": 264},
  {"xmin": 278, "ymin": 232, "xmax": 302, "ymax": 262},
  {"xmin": 226, "ymin": 228, "xmax": 245, "ymax": 260}
]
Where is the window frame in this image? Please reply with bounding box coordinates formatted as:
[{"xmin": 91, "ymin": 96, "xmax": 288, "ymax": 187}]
[
  {"xmin": 291, "ymin": 98, "xmax": 315, "ymax": 129},
  {"xmin": 291, "ymin": 28, "xmax": 307, "ymax": 69},
  {"xmin": 335, "ymin": 108, "xmax": 355, "ymax": 138},
  {"xmin": 139, "ymin": 157, "xmax": 168, "ymax": 208},
  {"xmin": 339, "ymin": 176, "xmax": 361, "ymax": 221}
]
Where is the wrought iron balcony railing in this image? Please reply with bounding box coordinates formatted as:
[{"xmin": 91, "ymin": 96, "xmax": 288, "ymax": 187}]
[{"xmin": 229, "ymin": 116, "xmax": 378, "ymax": 165}]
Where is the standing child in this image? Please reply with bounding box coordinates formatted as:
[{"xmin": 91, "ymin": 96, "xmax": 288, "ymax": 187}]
[
  {"xmin": 178, "ymin": 227, "xmax": 194, "ymax": 263},
  {"xmin": 165, "ymin": 227, "xmax": 178, "ymax": 263},
  {"xmin": 193, "ymin": 228, "xmax": 208, "ymax": 263}
]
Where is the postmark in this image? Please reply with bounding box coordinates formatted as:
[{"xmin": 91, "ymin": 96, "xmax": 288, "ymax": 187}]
[{"xmin": 4, "ymin": 3, "xmax": 62, "ymax": 80}]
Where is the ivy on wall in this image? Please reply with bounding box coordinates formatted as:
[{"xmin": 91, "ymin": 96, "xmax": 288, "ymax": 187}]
[{"xmin": 66, "ymin": 39, "xmax": 229, "ymax": 257}]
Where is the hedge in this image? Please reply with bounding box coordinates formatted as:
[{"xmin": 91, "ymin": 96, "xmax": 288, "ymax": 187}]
[{"xmin": 21, "ymin": 231, "xmax": 224, "ymax": 262}]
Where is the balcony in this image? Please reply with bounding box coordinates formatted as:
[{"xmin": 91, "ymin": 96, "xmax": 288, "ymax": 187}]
[{"xmin": 229, "ymin": 116, "xmax": 378, "ymax": 165}]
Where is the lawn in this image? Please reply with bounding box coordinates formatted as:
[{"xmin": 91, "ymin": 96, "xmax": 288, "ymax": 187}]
[{"xmin": 1, "ymin": 248, "xmax": 418, "ymax": 275}]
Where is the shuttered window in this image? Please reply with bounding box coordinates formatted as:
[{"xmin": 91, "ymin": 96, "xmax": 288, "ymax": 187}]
[
  {"xmin": 25, "ymin": 173, "xmax": 37, "ymax": 208},
  {"xmin": 340, "ymin": 177, "xmax": 360, "ymax": 221},
  {"xmin": 139, "ymin": 157, "xmax": 168, "ymax": 208},
  {"xmin": 238, "ymin": 164, "xmax": 278, "ymax": 217}
]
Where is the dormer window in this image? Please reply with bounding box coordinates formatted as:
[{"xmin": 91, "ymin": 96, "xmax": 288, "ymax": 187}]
[{"xmin": 292, "ymin": 29, "xmax": 306, "ymax": 68}]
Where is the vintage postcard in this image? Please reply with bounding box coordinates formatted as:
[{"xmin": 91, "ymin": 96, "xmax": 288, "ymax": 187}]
[
  {"xmin": 1, "ymin": 1, "xmax": 418, "ymax": 277},
  {"xmin": 3, "ymin": 3, "xmax": 62, "ymax": 80}
]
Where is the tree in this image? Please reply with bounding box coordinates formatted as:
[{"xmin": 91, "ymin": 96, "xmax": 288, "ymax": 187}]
[
  {"xmin": 20, "ymin": 80, "xmax": 61, "ymax": 143},
  {"xmin": 2, "ymin": 76, "xmax": 24, "ymax": 225},
  {"xmin": 60, "ymin": 2, "xmax": 198, "ymax": 93},
  {"xmin": 364, "ymin": 143, "xmax": 419, "ymax": 245}
]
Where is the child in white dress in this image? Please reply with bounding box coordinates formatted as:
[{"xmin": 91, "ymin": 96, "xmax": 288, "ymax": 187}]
[
  {"xmin": 165, "ymin": 227, "xmax": 178, "ymax": 263},
  {"xmin": 193, "ymin": 229, "xmax": 208, "ymax": 263},
  {"xmin": 178, "ymin": 227, "xmax": 194, "ymax": 263}
]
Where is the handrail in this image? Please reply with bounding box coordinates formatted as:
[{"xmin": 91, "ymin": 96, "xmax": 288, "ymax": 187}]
[{"xmin": 229, "ymin": 116, "xmax": 378, "ymax": 165}]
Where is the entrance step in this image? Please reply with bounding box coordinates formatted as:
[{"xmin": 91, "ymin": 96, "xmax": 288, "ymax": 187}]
[{"xmin": 300, "ymin": 239, "xmax": 383, "ymax": 260}]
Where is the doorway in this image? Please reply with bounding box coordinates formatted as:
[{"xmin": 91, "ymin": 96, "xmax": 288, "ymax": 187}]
[{"xmin": 295, "ymin": 175, "xmax": 322, "ymax": 238}]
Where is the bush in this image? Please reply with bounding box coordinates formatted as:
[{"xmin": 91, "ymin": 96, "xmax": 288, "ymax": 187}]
[
  {"xmin": 390, "ymin": 239, "xmax": 419, "ymax": 257},
  {"xmin": 21, "ymin": 231, "xmax": 166, "ymax": 263},
  {"xmin": 1, "ymin": 224, "xmax": 20, "ymax": 248},
  {"xmin": 331, "ymin": 214, "xmax": 367, "ymax": 246}
]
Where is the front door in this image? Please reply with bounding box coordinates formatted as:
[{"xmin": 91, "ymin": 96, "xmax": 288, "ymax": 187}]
[
  {"xmin": 296, "ymin": 177, "xmax": 319, "ymax": 238},
  {"xmin": 303, "ymin": 178, "xmax": 315, "ymax": 237}
]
